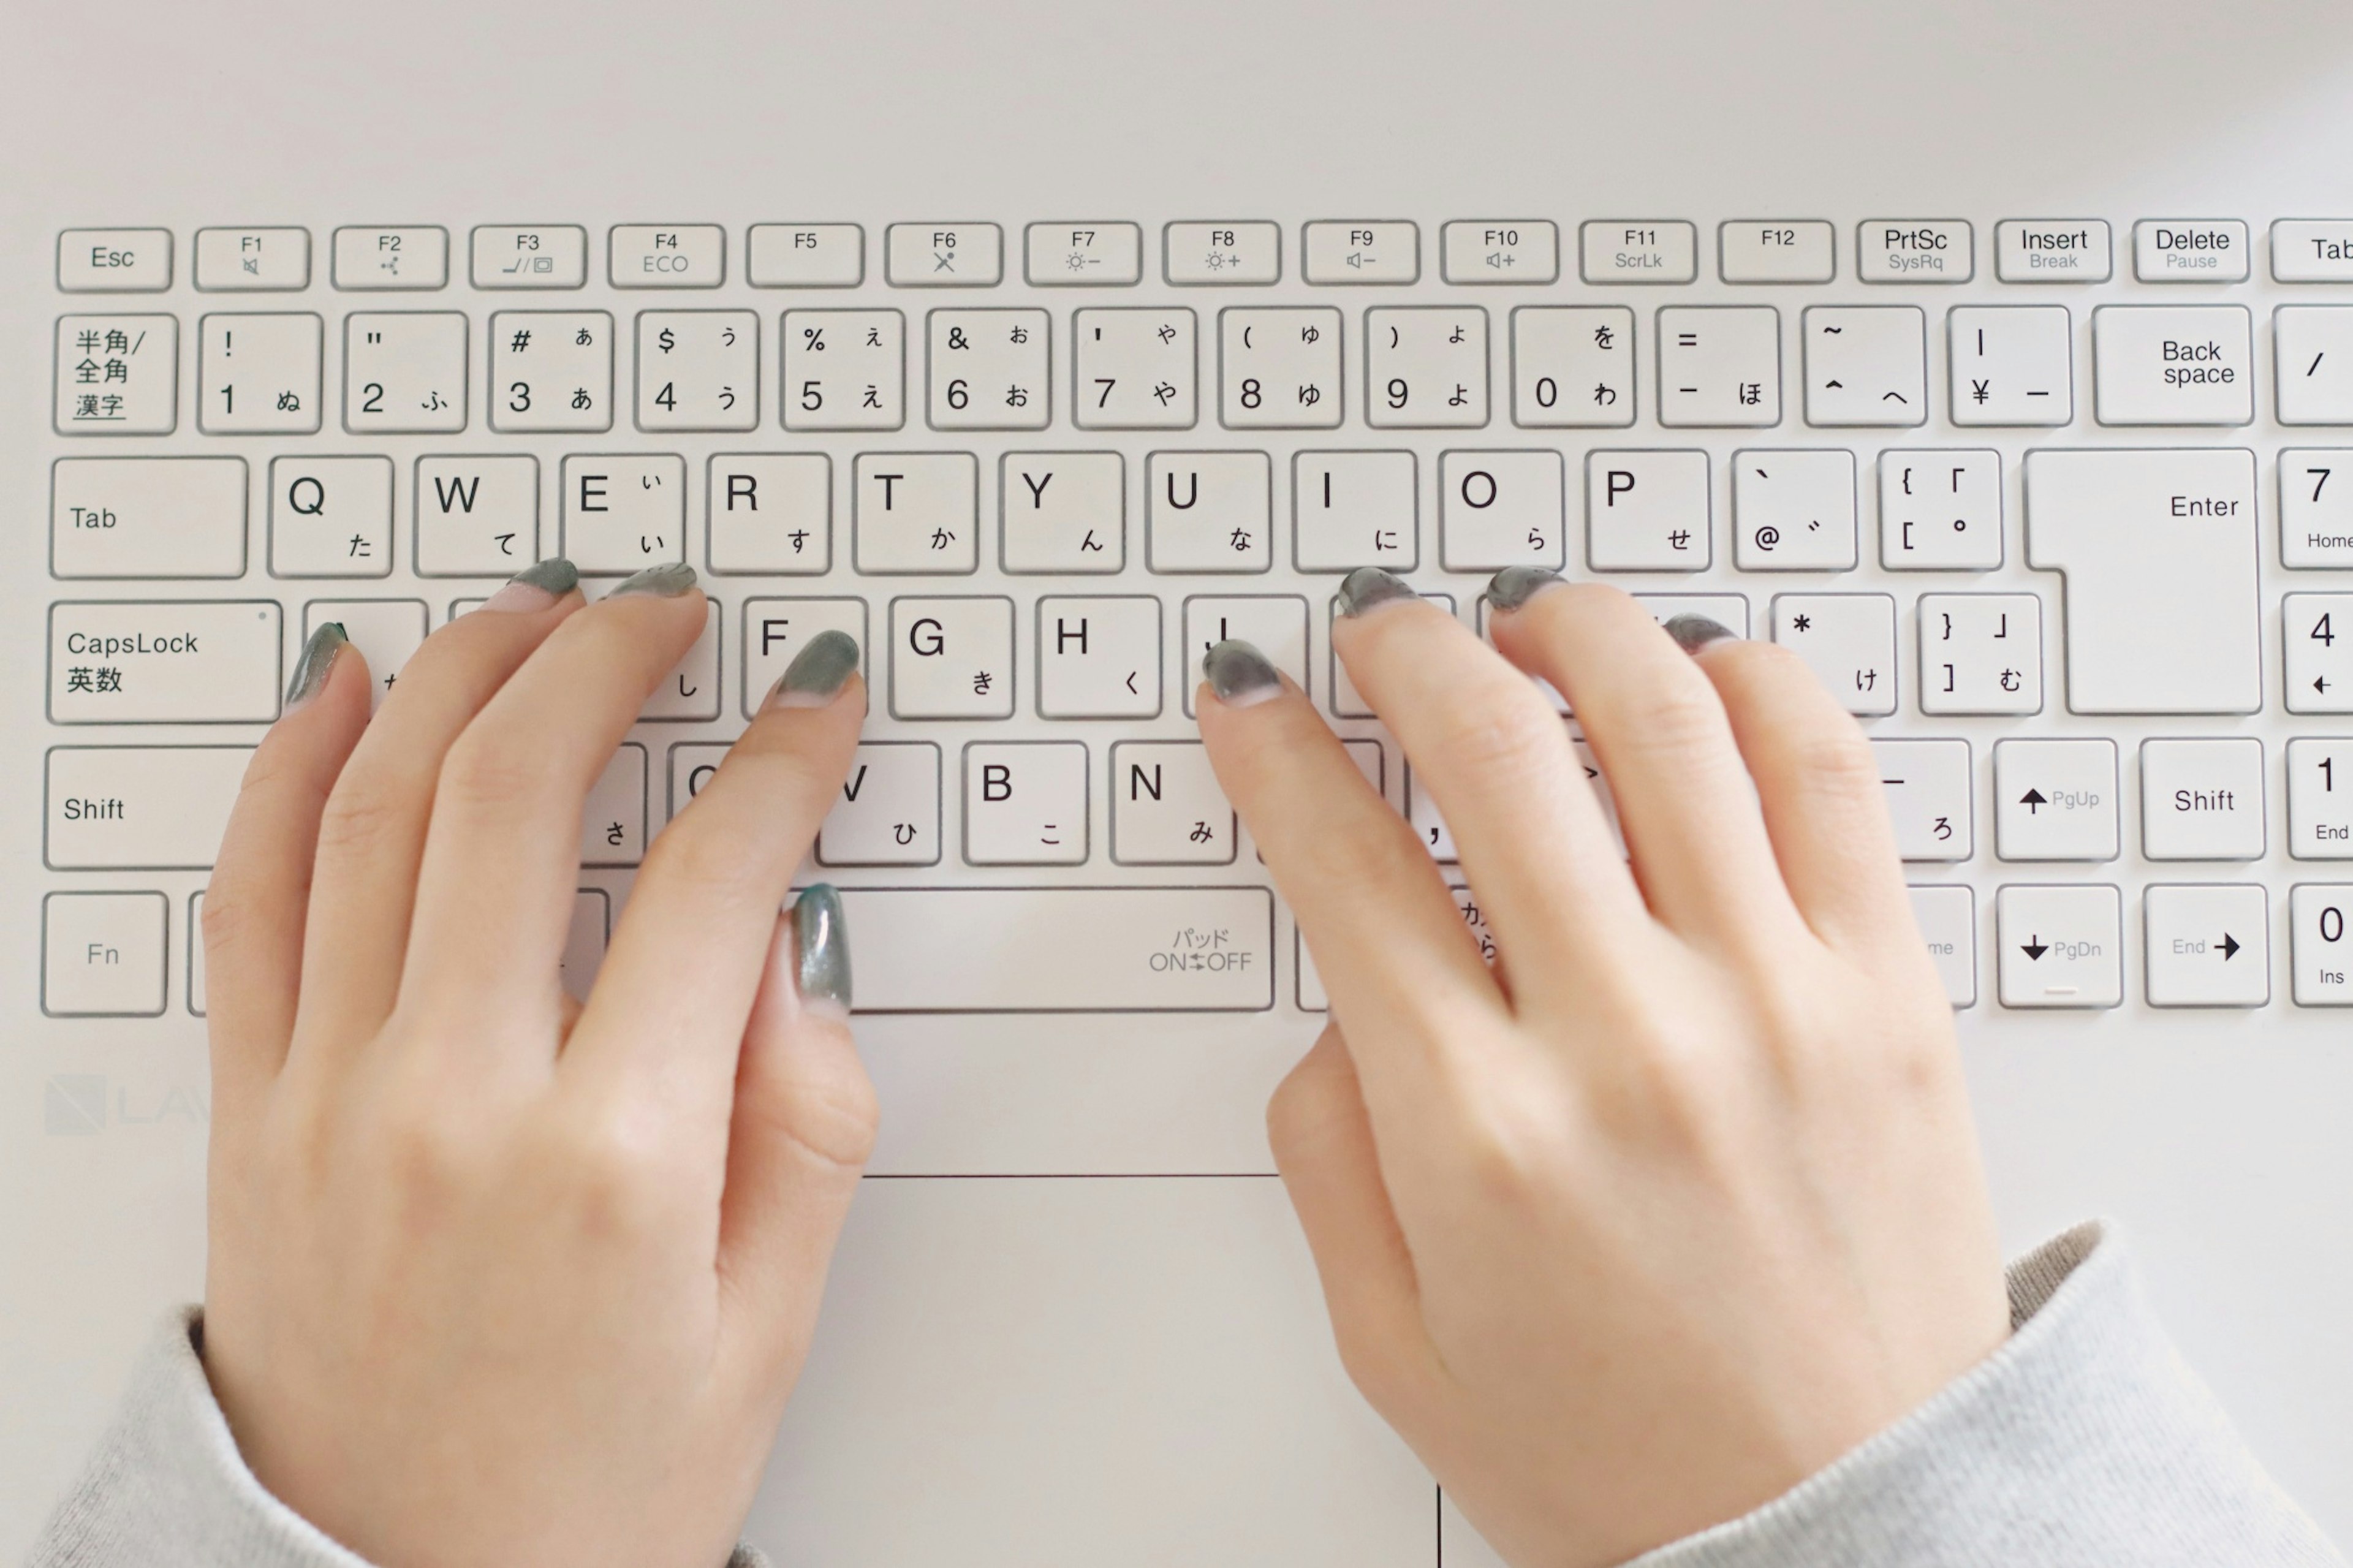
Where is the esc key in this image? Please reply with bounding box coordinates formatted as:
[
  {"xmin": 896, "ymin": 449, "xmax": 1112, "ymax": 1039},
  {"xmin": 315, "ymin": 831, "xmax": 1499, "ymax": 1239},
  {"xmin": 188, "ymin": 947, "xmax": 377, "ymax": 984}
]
[{"xmin": 58, "ymin": 229, "xmax": 172, "ymax": 291}]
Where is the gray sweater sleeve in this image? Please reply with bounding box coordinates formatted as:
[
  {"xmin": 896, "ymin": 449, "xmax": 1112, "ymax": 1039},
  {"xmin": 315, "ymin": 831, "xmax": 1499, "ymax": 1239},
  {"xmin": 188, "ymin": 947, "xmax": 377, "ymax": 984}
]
[{"xmin": 27, "ymin": 1225, "xmax": 2340, "ymax": 1568}]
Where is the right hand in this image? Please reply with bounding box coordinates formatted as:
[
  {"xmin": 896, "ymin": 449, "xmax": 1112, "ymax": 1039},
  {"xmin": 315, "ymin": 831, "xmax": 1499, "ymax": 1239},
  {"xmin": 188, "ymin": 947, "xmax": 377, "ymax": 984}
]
[{"xmin": 1194, "ymin": 569, "xmax": 2010, "ymax": 1568}]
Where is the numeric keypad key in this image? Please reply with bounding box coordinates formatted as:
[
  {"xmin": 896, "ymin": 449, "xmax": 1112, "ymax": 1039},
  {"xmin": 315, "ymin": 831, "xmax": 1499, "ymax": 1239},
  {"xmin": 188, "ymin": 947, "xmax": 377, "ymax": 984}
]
[{"xmin": 2286, "ymin": 593, "xmax": 2353, "ymax": 711}]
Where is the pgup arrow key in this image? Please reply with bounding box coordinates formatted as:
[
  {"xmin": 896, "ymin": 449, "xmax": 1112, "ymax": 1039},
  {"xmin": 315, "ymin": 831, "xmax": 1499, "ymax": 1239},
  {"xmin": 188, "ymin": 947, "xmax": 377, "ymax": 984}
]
[{"xmin": 2019, "ymin": 787, "xmax": 2048, "ymax": 812}]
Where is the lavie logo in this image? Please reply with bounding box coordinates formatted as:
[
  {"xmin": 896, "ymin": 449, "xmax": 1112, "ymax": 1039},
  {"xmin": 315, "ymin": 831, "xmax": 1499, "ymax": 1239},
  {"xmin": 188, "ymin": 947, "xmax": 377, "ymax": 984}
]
[{"xmin": 44, "ymin": 1074, "xmax": 209, "ymax": 1136}]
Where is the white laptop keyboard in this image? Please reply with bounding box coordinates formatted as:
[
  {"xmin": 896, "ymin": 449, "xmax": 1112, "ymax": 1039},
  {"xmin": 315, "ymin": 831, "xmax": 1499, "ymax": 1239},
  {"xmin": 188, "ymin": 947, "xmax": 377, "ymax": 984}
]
[{"xmin": 37, "ymin": 216, "xmax": 2353, "ymax": 1021}]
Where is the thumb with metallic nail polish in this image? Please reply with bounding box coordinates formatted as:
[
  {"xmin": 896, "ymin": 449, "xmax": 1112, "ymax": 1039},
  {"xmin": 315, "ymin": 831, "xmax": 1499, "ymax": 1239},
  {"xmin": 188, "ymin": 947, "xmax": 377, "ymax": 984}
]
[{"xmin": 792, "ymin": 884, "xmax": 852, "ymax": 1015}]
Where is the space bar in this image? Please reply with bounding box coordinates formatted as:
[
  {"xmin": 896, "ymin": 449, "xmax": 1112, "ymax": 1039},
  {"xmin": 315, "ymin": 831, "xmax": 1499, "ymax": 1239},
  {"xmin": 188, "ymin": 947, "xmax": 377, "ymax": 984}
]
[{"xmin": 835, "ymin": 886, "xmax": 1274, "ymax": 1013}]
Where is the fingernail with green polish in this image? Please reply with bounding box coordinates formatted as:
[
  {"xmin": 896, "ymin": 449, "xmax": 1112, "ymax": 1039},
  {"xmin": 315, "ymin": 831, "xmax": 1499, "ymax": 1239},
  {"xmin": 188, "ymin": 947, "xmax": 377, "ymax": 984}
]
[
  {"xmin": 481, "ymin": 556, "xmax": 580, "ymax": 612},
  {"xmin": 794, "ymin": 884, "xmax": 852, "ymax": 1016},
  {"xmin": 1202, "ymin": 638, "xmax": 1283, "ymax": 706},
  {"xmin": 1335, "ymin": 566, "xmax": 1419, "ymax": 618},
  {"xmin": 606, "ymin": 561, "xmax": 698, "ymax": 599},
  {"xmin": 1663, "ymin": 613, "xmax": 1738, "ymax": 654},
  {"xmin": 284, "ymin": 621, "xmax": 347, "ymax": 710},
  {"xmin": 1484, "ymin": 566, "xmax": 1566, "ymax": 613},
  {"xmin": 768, "ymin": 630, "xmax": 861, "ymax": 709}
]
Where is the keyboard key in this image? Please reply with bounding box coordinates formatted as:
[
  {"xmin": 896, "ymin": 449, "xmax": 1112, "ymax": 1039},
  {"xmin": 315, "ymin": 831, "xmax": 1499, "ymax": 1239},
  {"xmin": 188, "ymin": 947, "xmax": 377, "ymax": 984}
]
[
  {"xmin": 1947, "ymin": 306, "xmax": 2072, "ymax": 426},
  {"xmin": 1878, "ymin": 449, "xmax": 2003, "ymax": 570},
  {"xmin": 1302, "ymin": 221, "xmax": 1418, "ymax": 284},
  {"xmin": 838, "ymin": 886, "xmax": 1272, "ymax": 1010},
  {"xmin": 270, "ymin": 455, "xmax": 393, "ymax": 578},
  {"xmin": 1073, "ymin": 308, "xmax": 1197, "ymax": 429},
  {"xmin": 414, "ymin": 455, "xmax": 538, "ymax": 575},
  {"xmin": 344, "ymin": 312, "xmax": 468, "ymax": 433},
  {"xmin": 1578, "ymin": 220, "xmax": 1697, "ymax": 284},
  {"xmin": 1164, "ymin": 221, "xmax": 1280, "ymax": 285},
  {"xmin": 2285, "ymin": 593, "xmax": 2353, "ymax": 711},
  {"xmin": 1408, "ymin": 765, "xmax": 1457, "ymax": 862},
  {"xmin": 45, "ymin": 746, "xmax": 251, "ymax": 869},
  {"xmin": 1995, "ymin": 738, "xmax": 2117, "ymax": 860},
  {"xmin": 2144, "ymin": 884, "xmax": 2268, "ymax": 1007},
  {"xmin": 48, "ymin": 600, "xmax": 280, "ymax": 723},
  {"xmin": 2279, "ymin": 449, "xmax": 2353, "ymax": 570},
  {"xmin": 635, "ymin": 311, "xmax": 758, "ymax": 431},
  {"xmin": 55, "ymin": 314, "xmax": 176, "ymax": 434},
  {"xmin": 306, "ymin": 599, "xmax": 426, "ymax": 711},
  {"xmin": 560, "ymin": 454, "xmax": 684, "ymax": 574},
  {"xmin": 1148, "ymin": 452, "xmax": 1271, "ymax": 572},
  {"xmin": 1037, "ymin": 596, "xmax": 1161, "ymax": 718},
  {"xmin": 471, "ymin": 224, "xmax": 588, "ymax": 289},
  {"xmin": 783, "ymin": 309, "xmax": 904, "ymax": 430},
  {"xmin": 1658, "ymin": 306, "xmax": 1779, "ymax": 426},
  {"xmin": 2275, "ymin": 307, "xmax": 2353, "ymax": 425},
  {"xmin": 1441, "ymin": 221, "xmax": 1559, "ymax": 284},
  {"xmin": 1718, "ymin": 221, "xmax": 1835, "ymax": 284},
  {"xmin": 195, "ymin": 227, "xmax": 309, "ymax": 290},
  {"xmin": 928, "ymin": 308, "xmax": 1049, "ymax": 429},
  {"xmin": 2272, "ymin": 220, "xmax": 2353, "ymax": 282},
  {"xmin": 1001, "ymin": 452, "xmax": 1125, "ymax": 572},
  {"xmin": 1996, "ymin": 884, "xmax": 2121, "ymax": 1009},
  {"xmin": 1857, "ymin": 220, "xmax": 1973, "ymax": 283},
  {"xmin": 608, "ymin": 225, "xmax": 724, "ymax": 288},
  {"xmin": 2132, "ymin": 218, "xmax": 2248, "ymax": 282},
  {"xmin": 42, "ymin": 892, "xmax": 167, "ymax": 1017},
  {"xmin": 332, "ymin": 225, "xmax": 447, "ymax": 290},
  {"xmin": 747, "ymin": 224, "xmax": 864, "ymax": 287},
  {"xmin": 1219, "ymin": 306, "xmax": 1342, "ymax": 428},
  {"xmin": 1993, "ymin": 219, "xmax": 2112, "ymax": 283},
  {"xmin": 2290, "ymin": 884, "xmax": 2353, "ymax": 1004},
  {"xmin": 561, "ymin": 891, "xmax": 608, "ymax": 1003},
  {"xmin": 740, "ymin": 597, "xmax": 866, "ymax": 718},
  {"xmin": 886, "ymin": 222, "xmax": 1002, "ymax": 286},
  {"xmin": 890, "ymin": 596, "xmax": 1015, "ymax": 719},
  {"xmin": 1438, "ymin": 449, "xmax": 1564, "ymax": 572},
  {"xmin": 488, "ymin": 311, "xmax": 613, "ymax": 432},
  {"xmin": 964, "ymin": 742, "xmax": 1089, "ymax": 864},
  {"xmin": 50, "ymin": 456, "xmax": 246, "ymax": 579},
  {"xmin": 638, "ymin": 597, "xmax": 720, "ymax": 720},
  {"xmin": 2289, "ymin": 738, "xmax": 2353, "ymax": 858},
  {"xmin": 2141, "ymin": 738, "xmax": 2265, "ymax": 860},
  {"xmin": 1510, "ymin": 305, "xmax": 1635, "ymax": 428},
  {"xmin": 819, "ymin": 743, "xmax": 942, "ymax": 866},
  {"xmin": 1908, "ymin": 885, "xmax": 1977, "ymax": 1006},
  {"xmin": 1771, "ymin": 593, "xmax": 1895, "ymax": 716},
  {"xmin": 1109, "ymin": 742, "xmax": 1235, "ymax": 864},
  {"xmin": 707, "ymin": 453, "xmax": 831, "ymax": 575},
  {"xmin": 1025, "ymin": 222, "xmax": 1143, "ymax": 286},
  {"xmin": 1585, "ymin": 449, "xmax": 1710, "ymax": 570},
  {"xmin": 1180, "ymin": 596, "xmax": 1308, "ymax": 716},
  {"xmin": 2091, "ymin": 305, "xmax": 2253, "ymax": 425},
  {"xmin": 58, "ymin": 229, "xmax": 171, "ymax": 292},
  {"xmin": 1917, "ymin": 593, "xmax": 2042, "ymax": 715},
  {"xmin": 2023, "ymin": 448, "xmax": 2260, "ymax": 713},
  {"xmin": 1733, "ymin": 449, "xmax": 1855, "ymax": 570},
  {"xmin": 199, "ymin": 312, "xmax": 322, "ymax": 434},
  {"xmin": 1802, "ymin": 306, "xmax": 1925, "ymax": 426},
  {"xmin": 855, "ymin": 453, "xmax": 977, "ymax": 574},
  {"xmin": 1875, "ymin": 740, "xmax": 1973, "ymax": 861},
  {"xmin": 1293, "ymin": 450, "xmax": 1417, "ymax": 571},
  {"xmin": 1366, "ymin": 308, "xmax": 1488, "ymax": 428},
  {"xmin": 582, "ymin": 744, "xmax": 648, "ymax": 866}
]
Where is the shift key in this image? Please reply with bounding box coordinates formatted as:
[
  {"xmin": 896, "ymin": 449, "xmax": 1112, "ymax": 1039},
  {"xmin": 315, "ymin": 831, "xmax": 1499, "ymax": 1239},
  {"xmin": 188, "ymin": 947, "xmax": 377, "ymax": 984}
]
[{"xmin": 48, "ymin": 600, "xmax": 283, "ymax": 723}]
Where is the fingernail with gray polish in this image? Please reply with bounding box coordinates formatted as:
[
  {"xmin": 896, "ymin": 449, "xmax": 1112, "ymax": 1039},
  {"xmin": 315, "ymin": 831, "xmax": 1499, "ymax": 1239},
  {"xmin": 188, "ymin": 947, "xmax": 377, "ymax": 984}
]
[
  {"xmin": 606, "ymin": 561, "xmax": 698, "ymax": 599},
  {"xmin": 480, "ymin": 556, "xmax": 580, "ymax": 612},
  {"xmin": 768, "ymin": 630, "xmax": 861, "ymax": 709},
  {"xmin": 1663, "ymin": 613, "xmax": 1738, "ymax": 654},
  {"xmin": 284, "ymin": 621, "xmax": 347, "ymax": 710},
  {"xmin": 1483, "ymin": 566, "xmax": 1566, "ymax": 613},
  {"xmin": 1335, "ymin": 566, "xmax": 1419, "ymax": 618},
  {"xmin": 1202, "ymin": 638, "xmax": 1283, "ymax": 706},
  {"xmin": 793, "ymin": 884, "xmax": 852, "ymax": 1016}
]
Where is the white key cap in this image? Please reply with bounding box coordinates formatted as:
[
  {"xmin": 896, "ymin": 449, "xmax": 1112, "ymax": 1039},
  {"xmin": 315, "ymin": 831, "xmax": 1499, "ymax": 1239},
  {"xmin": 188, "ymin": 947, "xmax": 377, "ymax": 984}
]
[
  {"xmin": 1164, "ymin": 221, "xmax": 1281, "ymax": 285},
  {"xmin": 560, "ymin": 455, "xmax": 684, "ymax": 573},
  {"xmin": 1802, "ymin": 306, "xmax": 1925, "ymax": 426},
  {"xmin": 42, "ymin": 892, "xmax": 167, "ymax": 1017},
  {"xmin": 1997, "ymin": 884, "xmax": 2122, "ymax": 1009},
  {"xmin": 838, "ymin": 887, "xmax": 1272, "ymax": 1010},
  {"xmin": 855, "ymin": 453, "xmax": 977, "ymax": 574},
  {"xmin": 635, "ymin": 311, "xmax": 757, "ymax": 431},
  {"xmin": 561, "ymin": 891, "xmax": 608, "ymax": 1004},
  {"xmin": 2024, "ymin": 448, "xmax": 2259, "ymax": 713},
  {"xmin": 928, "ymin": 309, "xmax": 1049, "ymax": 430},
  {"xmin": 1293, "ymin": 450, "xmax": 1417, "ymax": 570},
  {"xmin": 1440, "ymin": 450, "xmax": 1565, "ymax": 572},
  {"xmin": 332, "ymin": 225, "xmax": 447, "ymax": 290},
  {"xmin": 45, "ymin": 746, "xmax": 251, "ymax": 868},
  {"xmin": 1001, "ymin": 452, "xmax": 1126, "ymax": 572},
  {"xmin": 886, "ymin": 222, "xmax": 1002, "ymax": 286},
  {"xmin": 1908, "ymin": 885, "xmax": 1977, "ymax": 1006},
  {"xmin": 2289, "ymin": 738, "xmax": 2353, "ymax": 858},
  {"xmin": 1917, "ymin": 593, "xmax": 2042, "ymax": 715},
  {"xmin": 1442, "ymin": 221, "xmax": 1559, "ymax": 284},
  {"xmin": 581, "ymin": 744, "xmax": 647, "ymax": 866},
  {"xmin": 2285, "ymin": 594, "xmax": 2353, "ymax": 712},
  {"xmin": 1180, "ymin": 596, "xmax": 1308, "ymax": 716},
  {"xmin": 1109, "ymin": 742, "xmax": 1235, "ymax": 864},
  {"xmin": 1771, "ymin": 593, "xmax": 1895, "ymax": 716},
  {"xmin": 1025, "ymin": 222, "xmax": 1142, "ymax": 286},
  {"xmin": 1219, "ymin": 307, "xmax": 1342, "ymax": 428},
  {"xmin": 414, "ymin": 455, "xmax": 538, "ymax": 575},
  {"xmin": 55, "ymin": 315, "xmax": 176, "ymax": 433},
  {"xmin": 471, "ymin": 224, "xmax": 588, "ymax": 289},
  {"xmin": 1585, "ymin": 449, "xmax": 1710, "ymax": 570},
  {"xmin": 2091, "ymin": 305, "xmax": 2253, "ymax": 425},
  {"xmin": 195, "ymin": 227, "xmax": 310, "ymax": 290},
  {"xmin": 2275, "ymin": 307, "xmax": 2353, "ymax": 425},
  {"xmin": 820, "ymin": 743, "xmax": 942, "ymax": 866},
  {"xmin": 2132, "ymin": 219, "xmax": 2248, "ymax": 282},
  {"xmin": 707, "ymin": 453, "xmax": 831, "ymax": 575},
  {"xmin": 1303, "ymin": 221, "xmax": 1418, "ymax": 284},
  {"xmin": 1148, "ymin": 452, "xmax": 1271, "ymax": 572},
  {"xmin": 344, "ymin": 312, "xmax": 468, "ymax": 433},
  {"xmin": 270, "ymin": 455, "xmax": 393, "ymax": 577},
  {"xmin": 638, "ymin": 599, "xmax": 719, "ymax": 720},
  {"xmin": 2144, "ymin": 884, "xmax": 2268, "ymax": 1007},
  {"xmin": 308, "ymin": 599, "xmax": 426, "ymax": 711},
  {"xmin": 2279, "ymin": 449, "xmax": 2353, "ymax": 569},
  {"xmin": 1878, "ymin": 449, "xmax": 2003, "ymax": 570},
  {"xmin": 2290, "ymin": 884, "xmax": 2353, "ymax": 1004},
  {"xmin": 1408, "ymin": 765, "xmax": 1456, "ymax": 862},
  {"xmin": 783, "ymin": 309, "xmax": 904, "ymax": 430},
  {"xmin": 2273, "ymin": 221, "xmax": 2353, "ymax": 282},
  {"xmin": 608, "ymin": 225, "xmax": 724, "ymax": 288},
  {"xmin": 2140, "ymin": 738, "xmax": 2265, "ymax": 860},
  {"xmin": 890, "ymin": 596, "xmax": 1015, "ymax": 719},
  {"xmin": 1947, "ymin": 306, "xmax": 2072, "ymax": 426},
  {"xmin": 1858, "ymin": 220, "xmax": 1974, "ymax": 282},
  {"xmin": 1037, "ymin": 596, "xmax": 1161, "ymax": 718},
  {"xmin": 199, "ymin": 313, "xmax": 322, "ymax": 434},
  {"xmin": 488, "ymin": 311, "xmax": 613, "ymax": 432},
  {"xmin": 48, "ymin": 600, "xmax": 280, "ymax": 723},
  {"xmin": 1733, "ymin": 450, "xmax": 1855, "ymax": 570},
  {"xmin": 1366, "ymin": 308, "xmax": 1488, "ymax": 428},
  {"xmin": 1995, "ymin": 738, "xmax": 2118, "ymax": 860},
  {"xmin": 740, "ymin": 598, "xmax": 866, "ymax": 719},
  {"xmin": 50, "ymin": 457, "xmax": 246, "ymax": 579},
  {"xmin": 58, "ymin": 229, "xmax": 172, "ymax": 291},
  {"xmin": 1073, "ymin": 308, "xmax": 1197, "ymax": 429},
  {"xmin": 747, "ymin": 224, "xmax": 864, "ymax": 287},
  {"xmin": 1578, "ymin": 219, "xmax": 1697, "ymax": 284},
  {"xmin": 1658, "ymin": 306, "xmax": 1779, "ymax": 426},
  {"xmin": 964, "ymin": 742, "xmax": 1089, "ymax": 864},
  {"xmin": 1718, "ymin": 221, "xmax": 1836, "ymax": 284},
  {"xmin": 1874, "ymin": 740, "xmax": 1973, "ymax": 861},
  {"xmin": 1510, "ymin": 305, "xmax": 1635, "ymax": 428},
  {"xmin": 1993, "ymin": 220, "xmax": 2112, "ymax": 283}
]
